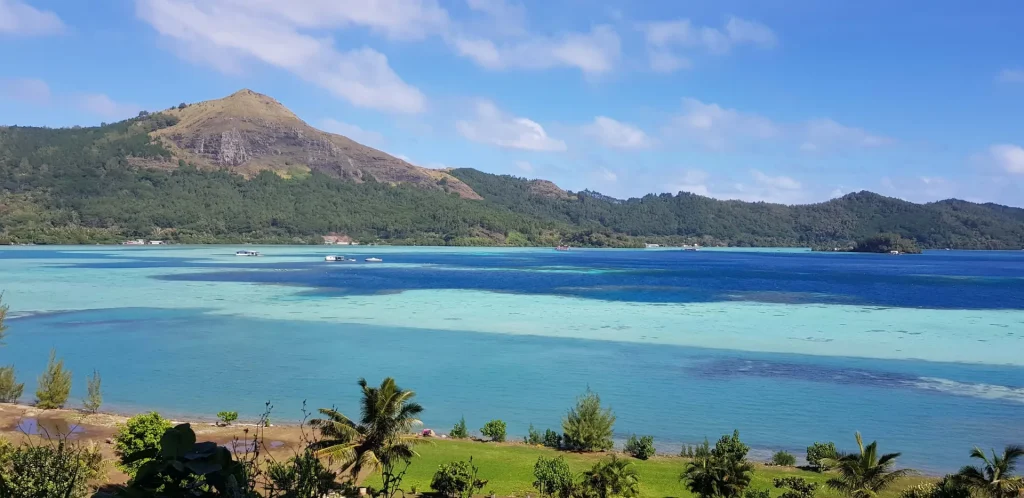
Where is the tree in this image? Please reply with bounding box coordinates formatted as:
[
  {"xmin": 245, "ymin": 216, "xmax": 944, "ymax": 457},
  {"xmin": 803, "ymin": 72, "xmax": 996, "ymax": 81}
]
[
  {"xmin": 0, "ymin": 436, "xmax": 103, "ymax": 498},
  {"xmin": 562, "ymin": 389, "xmax": 615, "ymax": 452},
  {"xmin": 217, "ymin": 410, "xmax": 239, "ymax": 425},
  {"xmin": 533, "ymin": 456, "xmax": 575, "ymax": 498},
  {"xmin": 177, "ymin": 102, "xmax": 187, "ymax": 110},
  {"xmin": 624, "ymin": 435, "xmax": 655, "ymax": 460},
  {"xmin": 581, "ymin": 455, "xmax": 641, "ymax": 498},
  {"xmin": 525, "ymin": 424, "xmax": 543, "ymax": 445},
  {"xmin": 774, "ymin": 477, "xmax": 819, "ymax": 498},
  {"xmin": 480, "ymin": 420, "xmax": 506, "ymax": 442},
  {"xmin": 35, "ymin": 349, "xmax": 71, "ymax": 409},
  {"xmin": 430, "ymin": 457, "xmax": 487, "ymax": 498},
  {"xmin": 266, "ymin": 450, "xmax": 338, "ymax": 497},
  {"xmin": 822, "ymin": 432, "xmax": 911, "ymax": 498},
  {"xmin": 83, "ymin": 369, "xmax": 102, "ymax": 413},
  {"xmin": 681, "ymin": 434, "xmax": 754, "ymax": 498},
  {"xmin": 113, "ymin": 411, "xmax": 173, "ymax": 476},
  {"xmin": 771, "ymin": 451, "xmax": 797, "ymax": 467},
  {"xmin": 451, "ymin": 416, "xmax": 469, "ymax": 439},
  {"xmin": 0, "ymin": 366, "xmax": 23, "ymax": 403},
  {"xmin": 0, "ymin": 293, "xmax": 8, "ymax": 345},
  {"xmin": 807, "ymin": 442, "xmax": 838, "ymax": 471},
  {"xmin": 310, "ymin": 377, "xmax": 423, "ymax": 498},
  {"xmin": 954, "ymin": 445, "xmax": 1024, "ymax": 498}
]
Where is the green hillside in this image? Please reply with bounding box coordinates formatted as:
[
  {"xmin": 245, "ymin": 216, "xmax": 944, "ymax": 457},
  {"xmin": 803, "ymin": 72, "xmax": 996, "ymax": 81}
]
[{"xmin": 1, "ymin": 112, "xmax": 1022, "ymax": 249}]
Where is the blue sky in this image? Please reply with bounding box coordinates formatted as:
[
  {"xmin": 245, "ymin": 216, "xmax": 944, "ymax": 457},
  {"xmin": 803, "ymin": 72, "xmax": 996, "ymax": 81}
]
[{"xmin": 1, "ymin": 0, "xmax": 1023, "ymax": 206}]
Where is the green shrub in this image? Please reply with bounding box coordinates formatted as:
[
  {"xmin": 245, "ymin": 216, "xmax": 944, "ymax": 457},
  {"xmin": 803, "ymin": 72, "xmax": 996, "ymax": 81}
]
[
  {"xmin": 806, "ymin": 441, "xmax": 838, "ymax": 470},
  {"xmin": 773, "ymin": 477, "xmax": 819, "ymax": 498},
  {"xmin": 266, "ymin": 451, "xmax": 337, "ymax": 497},
  {"xmin": 113, "ymin": 411, "xmax": 173, "ymax": 476},
  {"xmin": 83, "ymin": 370, "xmax": 102, "ymax": 413},
  {"xmin": 533, "ymin": 456, "xmax": 575, "ymax": 498},
  {"xmin": 430, "ymin": 458, "xmax": 487, "ymax": 498},
  {"xmin": 0, "ymin": 366, "xmax": 24, "ymax": 403},
  {"xmin": 0, "ymin": 438, "xmax": 102, "ymax": 498},
  {"xmin": 35, "ymin": 349, "xmax": 71, "ymax": 409},
  {"xmin": 543, "ymin": 429, "xmax": 562, "ymax": 449},
  {"xmin": 624, "ymin": 434, "xmax": 655, "ymax": 460},
  {"xmin": 451, "ymin": 416, "xmax": 469, "ymax": 439},
  {"xmin": 480, "ymin": 419, "xmax": 506, "ymax": 442},
  {"xmin": 745, "ymin": 489, "xmax": 771, "ymax": 498},
  {"xmin": 680, "ymin": 444, "xmax": 698, "ymax": 458},
  {"xmin": 562, "ymin": 389, "xmax": 615, "ymax": 452},
  {"xmin": 217, "ymin": 410, "xmax": 239, "ymax": 425},
  {"xmin": 771, "ymin": 450, "xmax": 797, "ymax": 467},
  {"xmin": 525, "ymin": 424, "xmax": 543, "ymax": 445},
  {"xmin": 712, "ymin": 430, "xmax": 749, "ymax": 462}
]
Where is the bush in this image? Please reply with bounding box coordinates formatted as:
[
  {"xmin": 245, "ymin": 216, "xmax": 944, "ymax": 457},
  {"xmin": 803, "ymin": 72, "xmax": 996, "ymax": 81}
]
[
  {"xmin": 745, "ymin": 489, "xmax": 771, "ymax": 498},
  {"xmin": 83, "ymin": 369, "xmax": 102, "ymax": 413},
  {"xmin": 451, "ymin": 416, "xmax": 469, "ymax": 439},
  {"xmin": 773, "ymin": 477, "xmax": 819, "ymax": 498},
  {"xmin": 0, "ymin": 366, "xmax": 24, "ymax": 403},
  {"xmin": 0, "ymin": 437, "xmax": 102, "ymax": 498},
  {"xmin": 562, "ymin": 389, "xmax": 615, "ymax": 452},
  {"xmin": 266, "ymin": 450, "xmax": 337, "ymax": 497},
  {"xmin": 430, "ymin": 458, "xmax": 487, "ymax": 498},
  {"xmin": 113, "ymin": 411, "xmax": 172, "ymax": 476},
  {"xmin": 217, "ymin": 410, "xmax": 239, "ymax": 425},
  {"xmin": 35, "ymin": 349, "xmax": 71, "ymax": 409},
  {"xmin": 525, "ymin": 424, "xmax": 543, "ymax": 445},
  {"xmin": 806, "ymin": 441, "xmax": 838, "ymax": 470},
  {"xmin": 712, "ymin": 430, "xmax": 749, "ymax": 462},
  {"xmin": 680, "ymin": 444, "xmax": 699, "ymax": 458},
  {"xmin": 543, "ymin": 429, "xmax": 562, "ymax": 449},
  {"xmin": 771, "ymin": 450, "xmax": 797, "ymax": 467},
  {"xmin": 899, "ymin": 476, "xmax": 970, "ymax": 498},
  {"xmin": 480, "ymin": 419, "xmax": 506, "ymax": 442},
  {"xmin": 624, "ymin": 434, "xmax": 655, "ymax": 460},
  {"xmin": 533, "ymin": 456, "xmax": 575, "ymax": 498}
]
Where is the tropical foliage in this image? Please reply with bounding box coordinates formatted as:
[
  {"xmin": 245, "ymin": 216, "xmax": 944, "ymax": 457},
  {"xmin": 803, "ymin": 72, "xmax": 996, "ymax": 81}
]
[
  {"xmin": 772, "ymin": 451, "xmax": 797, "ymax": 467},
  {"xmin": 562, "ymin": 389, "xmax": 616, "ymax": 452},
  {"xmin": 581, "ymin": 455, "xmax": 641, "ymax": 498},
  {"xmin": 954, "ymin": 445, "xmax": 1024, "ymax": 498},
  {"xmin": 430, "ymin": 457, "xmax": 487, "ymax": 498},
  {"xmin": 113, "ymin": 411, "xmax": 174, "ymax": 476},
  {"xmin": 624, "ymin": 435, "xmax": 656, "ymax": 460},
  {"xmin": 481, "ymin": 419, "xmax": 507, "ymax": 442},
  {"xmin": 83, "ymin": 369, "xmax": 102, "ymax": 413},
  {"xmin": 821, "ymin": 432, "xmax": 912, "ymax": 498},
  {"xmin": 533, "ymin": 456, "xmax": 576, "ymax": 498},
  {"xmin": 0, "ymin": 366, "xmax": 23, "ymax": 404},
  {"xmin": 807, "ymin": 442, "xmax": 839, "ymax": 471},
  {"xmin": 0, "ymin": 436, "xmax": 103, "ymax": 498},
  {"xmin": 309, "ymin": 377, "xmax": 423, "ymax": 498},
  {"xmin": 450, "ymin": 416, "xmax": 469, "ymax": 439},
  {"xmin": 681, "ymin": 433, "xmax": 755, "ymax": 498}
]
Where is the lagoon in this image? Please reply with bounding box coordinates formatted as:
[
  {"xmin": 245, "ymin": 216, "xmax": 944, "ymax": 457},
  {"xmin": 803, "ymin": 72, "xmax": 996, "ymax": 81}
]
[{"xmin": 0, "ymin": 246, "xmax": 1022, "ymax": 473}]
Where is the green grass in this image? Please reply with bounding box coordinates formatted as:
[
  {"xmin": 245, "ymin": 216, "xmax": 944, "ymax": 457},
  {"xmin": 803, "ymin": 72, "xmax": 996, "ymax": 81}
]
[{"xmin": 364, "ymin": 439, "xmax": 932, "ymax": 498}]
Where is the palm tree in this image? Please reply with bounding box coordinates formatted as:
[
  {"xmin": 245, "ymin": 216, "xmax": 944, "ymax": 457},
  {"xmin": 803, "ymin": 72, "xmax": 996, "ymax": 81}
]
[
  {"xmin": 822, "ymin": 432, "xmax": 911, "ymax": 498},
  {"xmin": 680, "ymin": 440, "xmax": 753, "ymax": 498},
  {"xmin": 309, "ymin": 377, "xmax": 423, "ymax": 498},
  {"xmin": 582, "ymin": 455, "xmax": 641, "ymax": 498},
  {"xmin": 955, "ymin": 445, "xmax": 1024, "ymax": 498}
]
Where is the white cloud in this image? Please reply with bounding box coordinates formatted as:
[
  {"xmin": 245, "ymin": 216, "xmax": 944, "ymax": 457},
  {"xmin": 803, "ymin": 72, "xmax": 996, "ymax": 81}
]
[
  {"xmin": 465, "ymin": 0, "xmax": 527, "ymax": 36},
  {"xmin": 582, "ymin": 116, "xmax": 653, "ymax": 149},
  {"xmin": 515, "ymin": 160, "xmax": 534, "ymax": 173},
  {"xmin": 597, "ymin": 167, "xmax": 618, "ymax": 182},
  {"xmin": 666, "ymin": 169, "xmax": 711, "ymax": 196},
  {"xmin": 640, "ymin": 16, "xmax": 775, "ymax": 72},
  {"xmin": 0, "ymin": 0, "xmax": 65, "ymax": 36},
  {"xmin": 213, "ymin": 0, "xmax": 449, "ymax": 40},
  {"xmin": 456, "ymin": 99, "xmax": 566, "ymax": 151},
  {"xmin": 319, "ymin": 118, "xmax": 385, "ymax": 146},
  {"xmin": 452, "ymin": 25, "xmax": 621, "ymax": 75},
  {"xmin": 670, "ymin": 97, "xmax": 780, "ymax": 149},
  {"xmin": 76, "ymin": 93, "xmax": 143, "ymax": 119},
  {"xmin": 136, "ymin": 0, "xmax": 426, "ymax": 113},
  {"xmin": 802, "ymin": 118, "xmax": 893, "ymax": 152},
  {"xmin": 987, "ymin": 144, "xmax": 1024, "ymax": 174},
  {"xmin": 0, "ymin": 77, "xmax": 50, "ymax": 103},
  {"xmin": 880, "ymin": 175, "xmax": 958, "ymax": 202},
  {"xmin": 997, "ymin": 68, "xmax": 1024, "ymax": 83},
  {"xmin": 751, "ymin": 169, "xmax": 801, "ymax": 190}
]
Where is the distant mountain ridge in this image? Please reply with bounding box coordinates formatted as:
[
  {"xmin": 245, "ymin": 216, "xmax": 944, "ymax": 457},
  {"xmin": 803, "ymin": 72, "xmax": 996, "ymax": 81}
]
[{"xmin": 0, "ymin": 89, "xmax": 1022, "ymax": 249}]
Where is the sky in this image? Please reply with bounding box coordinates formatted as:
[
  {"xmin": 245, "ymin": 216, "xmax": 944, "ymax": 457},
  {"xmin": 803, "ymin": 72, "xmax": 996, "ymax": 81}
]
[{"xmin": 1, "ymin": 0, "xmax": 1023, "ymax": 206}]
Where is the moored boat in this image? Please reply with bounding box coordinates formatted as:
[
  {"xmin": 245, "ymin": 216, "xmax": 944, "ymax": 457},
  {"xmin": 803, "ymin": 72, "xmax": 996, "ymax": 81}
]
[
  {"xmin": 235, "ymin": 250, "xmax": 260, "ymax": 257},
  {"xmin": 325, "ymin": 255, "xmax": 344, "ymax": 262},
  {"xmin": 365, "ymin": 257, "xmax": 383, "ymax": 262},
  {"xmin": 555, "ymin": 245, "xmax": 570, "ymax": 251}
]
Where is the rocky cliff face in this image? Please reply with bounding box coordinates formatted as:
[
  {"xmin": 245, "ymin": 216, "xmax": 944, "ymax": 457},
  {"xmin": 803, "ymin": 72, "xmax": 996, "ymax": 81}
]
[{"xmin": 152, "ymin": 90, "xmax": 480, "ymax": 199}]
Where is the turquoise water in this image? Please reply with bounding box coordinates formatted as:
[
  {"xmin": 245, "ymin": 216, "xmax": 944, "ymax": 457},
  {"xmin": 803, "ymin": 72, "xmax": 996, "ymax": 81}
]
[{"xmin": 1, "ymin": 246, "xmax": 1022, "ymax": 473}]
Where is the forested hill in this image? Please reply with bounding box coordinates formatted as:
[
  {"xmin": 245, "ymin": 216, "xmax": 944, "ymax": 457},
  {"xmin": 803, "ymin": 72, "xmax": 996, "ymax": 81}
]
[{"xmin": 1, "ymin": 106, "xmax": 1023, "ymax": 249}]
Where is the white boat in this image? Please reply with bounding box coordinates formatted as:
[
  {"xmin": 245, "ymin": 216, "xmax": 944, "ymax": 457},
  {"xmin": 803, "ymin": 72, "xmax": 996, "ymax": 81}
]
[
  {"xmin": 365, "ymin": 257, "xmax": 383, "ymax": 263},
  {"xmin": 325, "ymin": 255, "xmax": 345, "ymax": 262},
  {"xmin": 235, "ymin": 250, "xmax": 260, "ymax": 257}
]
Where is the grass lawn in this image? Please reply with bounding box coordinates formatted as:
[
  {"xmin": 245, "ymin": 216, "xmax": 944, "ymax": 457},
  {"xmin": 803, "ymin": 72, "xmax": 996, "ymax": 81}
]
[{"xmin": 364, "ymin": 439, "xmax": 932, "ymax": 498}]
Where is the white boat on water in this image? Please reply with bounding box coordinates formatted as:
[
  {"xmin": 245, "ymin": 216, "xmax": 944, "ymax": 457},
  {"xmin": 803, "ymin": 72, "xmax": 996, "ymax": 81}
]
[
  {"xmin": 325, "ymin": 255, "xmax": 344, "ymax": 262},
  {"xmin": 235, "ymin": 250, "xmax": 260, "ymax": 257},
  {"xmin": 365, "ymin": 257, "xmax": 383, "ymax": 263}
]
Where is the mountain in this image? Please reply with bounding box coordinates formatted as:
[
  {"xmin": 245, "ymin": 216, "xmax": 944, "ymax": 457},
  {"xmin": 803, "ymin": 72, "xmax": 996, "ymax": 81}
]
[
  {"xmin": 1, "ymin": 90, "xmax": 1022, "ymax": 248},
  {"xmin": 148, "ymin": 89, "xmax": 479, "ymax": 199}
]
